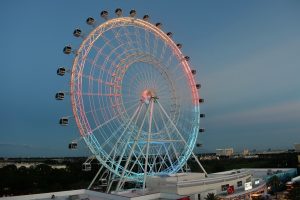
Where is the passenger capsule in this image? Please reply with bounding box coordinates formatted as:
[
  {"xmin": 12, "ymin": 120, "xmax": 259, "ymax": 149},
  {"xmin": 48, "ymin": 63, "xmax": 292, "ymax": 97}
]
[
  {"xmin": 196, "ymin": 143, "xmax": 203, "ymax": 147},
  {"xmin": 191, "ymin": 69, "xmax": 196, "ymax": 75},
  {"xmin": 129, "ymin": 10, "xmax": 136, "ymax": 17},
  {"xmin": 99, "ymin": 179, "xmax": 107, "ymax": 186},
  {"xmin": 63, "ymin": 45, "xmax": 72, "ymax": 54},
  {"xmin": 200, "ymin": 113, "xmax": 205, "ymax": 118},
  {"xmin": 199, "ymin": 128, "xmax": 205, "ymax": 133},
  {"xmin": 199, "ymin": 98, "xmax": 204, "ymax": 103},
  {"xmin": 82, "ymin": 163, "xmax": 91, "ymax": 171},
  {"xmin": 115, "ymin": 8, "xmax": 122, "ymax": 17},
  {"xmin": 196, "ymin": 84, "xmax": 201, "ymax": 89},
  {"xmin": 176, "ymin": 43, "xmax": 182, "ymax": 49},
  {"xmin": 166, "ymin": 32, "xmax": 173, "ymax": 37},
  {"xmin": 100, "ymin": 10, "xmax": 108, "ymax": 19},
  {"xmin": 57, "ymin": 67, "xmax": 66, "ymax": 76},
  {"xmin": 155, "ymin": 23, "xmax": 162, "ymax": 29},
  {"xmin": 68, "ymin": 142, "xmax": 77, "ymax": 149},
  {"xmin": 59, "ymin": 117, "xmax": 69, "ymax": 126},
  {"xmin": 73, "ymin": 28, "xmax": 82, "ymax": 37},
  {"xmin": 86, "ymin": 17, "xmax": 95, "ymax": 25},
  {"xmin": 143, "ymin": 15, "xmax": 149, "ymax": 21},
  {"xmin": 184, "ymin": 56, "xmax": 190, "ymax": 61},
  {"xmin": 55, "ymin": 92, "xmax": 65, "ymax": 100}
]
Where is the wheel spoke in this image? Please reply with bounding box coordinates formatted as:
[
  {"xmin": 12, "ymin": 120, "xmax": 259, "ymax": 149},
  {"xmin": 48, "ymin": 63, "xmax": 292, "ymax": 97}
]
[
  {"xmin": 157, "ymin": 100, "xmax": 207, "ymax": 175},
  {"xmin": 143, "ymin": 99, "xmax": 154, "ymax": 189},
  {"xmin": 67, "ymin": 16, "xmax": 203, "ymax": 186},
  {"xmin": 116, "ymin": 102, "xmax": 151, "ymax": 191}
]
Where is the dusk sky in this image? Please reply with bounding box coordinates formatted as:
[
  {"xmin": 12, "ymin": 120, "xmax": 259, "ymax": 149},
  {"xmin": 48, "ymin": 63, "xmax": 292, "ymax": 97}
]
[{"xmin": 0, "ymin": 1, "xmax": 300, "ymax": 157}]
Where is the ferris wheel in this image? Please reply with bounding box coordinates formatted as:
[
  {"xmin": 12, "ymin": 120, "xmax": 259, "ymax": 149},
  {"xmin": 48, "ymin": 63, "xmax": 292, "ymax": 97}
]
[{"xmin": 56, "ymin": 8, "xmax": 206, "ymax": 191}]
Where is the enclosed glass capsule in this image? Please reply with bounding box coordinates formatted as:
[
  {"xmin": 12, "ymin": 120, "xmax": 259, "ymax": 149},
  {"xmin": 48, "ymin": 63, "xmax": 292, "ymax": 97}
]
[
  {"xmin": 199, "ymin": 128, "xmax": 205, "ymax": 133},
  {"xmin": 82, "ymin": 163, "xmax": 91, "ymax": 171},
  {"xmin": 86, "ymin": 17, "xmax": 95, "ymax": 25},
  {"xmin": 59, "ymin": 117, "xmax": 69, "ymax": 126},
  {"xmin": 55, "ymin": 92, "xmax": 65, "ymax": 100},
  {"xmin": 57, "ymin": 67, "xmax": 66, "ymax": 76},
  {"xmin": 143, "ymin": 15, "xmax": 149, "ymax": 21},
  {"xmin": 200, "ymin": 113, "xmax": 205, "ymax": 118},
  {"xmin": 196, "ymin": 84, "xmax": 201, "ymax": 89},
  {"xmin": 166, "ymin": 32, "xmax": 173, "ymax": 37},
  {"xmin": 99, "ymin": 179, "xmax": 108, "ymax": 186},
  {"xmin": 155, "ymin": 23, "xmax": 162, "ymax": 29},
  {"xmin": 184, "ymin": 56, "xmax": 190, "ymax": 61},
  {"xmin": 199, "ymin": 98, "xmax": 204, "ymax": 103},
  {"xmin": 176, "ymin": 43, "xmax": 182, "ymax": 49},
  {"xmin": 68, "ymin": 142, "xmax": 77, "ymax": 149},
  {"xmin": 196, "ymin": 143, "xmax": 203, "ymax": 147},
  {"xmin": 115, "ymin": 8, "xmax": 122, "ymax": 17},
  {"xmin": 100, "ymin": 10, "xmax": 108, "ymax": 19},
  {"xmin": 63, "ymin": 45, "xmax": 72, "ymax": 54},
  {"xmin": 73, "ymin": 28, "xmax": 82, "ymax": 37},
  {"xmin": 191, "ymin": 69, "xmax": 196, "ymax": 75},
  {"xmin": 129, "ymin": 10, "xmax": 136, "ymax": 17}
]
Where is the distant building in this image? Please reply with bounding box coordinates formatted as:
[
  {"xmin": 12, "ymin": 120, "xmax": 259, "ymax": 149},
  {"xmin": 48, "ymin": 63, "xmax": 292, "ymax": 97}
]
[
  {"xmin": 216, "ymin": 148, "xmax": 234, "ymax": 156},
  {"xmin": 0, "ymin": 162, "xmax": 66, "ymax": 169},
  {"xmin": 243, "ymin": 149, "xmax": 249, "ymax": 156},
  {"xmin": 294, "ymin": 143, "xmax": 300, "ymax": 152}
]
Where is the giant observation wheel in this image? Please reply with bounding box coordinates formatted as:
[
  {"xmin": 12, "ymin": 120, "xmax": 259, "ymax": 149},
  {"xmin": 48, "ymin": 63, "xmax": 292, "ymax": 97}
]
[{"xmin": 56, "ymin": 9, "xmax": 206, "ymax": 190}]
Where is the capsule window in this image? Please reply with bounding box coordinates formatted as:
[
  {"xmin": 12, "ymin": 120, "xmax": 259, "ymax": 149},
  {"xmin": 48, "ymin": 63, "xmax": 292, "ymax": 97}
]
[
  {"xmin": 155, "ymin": 23, "xmax": 162, "ymax": 28},
  {"xmin": 130, "ymin": 10, "xmax": 136, "ymax": 17},
  {"xmin": 115, "ymin": 8, "xmax": 122, "ymax": 17},
  {"xmin": 69, "ymin": 142, "xmax": 77, "ymax": 149},
  {"xmin": 55, "ymin": 92, "xmax": 64, "ymax": 100},
  {"xmin": 86, "ymin": 17, "xmax": 95, "ymax": 25},
  {"xmin": 167, "ymin": 32, "xmax": 173, "ymax": 37},
  {"xmin": 199, "ymin": 128, "xmax": 205, "ymax": 133},
  {"xmin": 57, "ymin": 67, "xmax": 66, "ymax": 76},
  {"xmin": 82, "ymin": 163, "xmax": 91, "ymax": 171},
  {"xmin": 59, "ymin": 118, "xmax": 68, "ymax": 125},
  {"xmin": 63, "ymin": 46, "xmax": 72, "ymax": 54},
  {"xmin": 101, "ymin": 10, "xmax": 108, "ymax": 18},
  {"xmin": 143, "ymin": 15, "xmax": 149, "ymax": 21},
  {"xmin": 73, "ymin": 29, "xmax": 81, "ymax": 37},
  {"xmin": 196, "ymin": 143, "xmax": 202, "ymax": 147},
  {"xmin": 99, "ymin": 179, "xmax": 108, "ymax": 186}
]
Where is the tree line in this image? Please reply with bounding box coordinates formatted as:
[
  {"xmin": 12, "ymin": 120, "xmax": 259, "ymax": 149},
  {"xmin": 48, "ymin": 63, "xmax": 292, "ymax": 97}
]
[
  {"xmin": 0, "ymin": 158, "xmax": 97, "ymax": 196},
  {"xmin": 0, "ymin": 154, "xmax": 298, "ymax": 197}
]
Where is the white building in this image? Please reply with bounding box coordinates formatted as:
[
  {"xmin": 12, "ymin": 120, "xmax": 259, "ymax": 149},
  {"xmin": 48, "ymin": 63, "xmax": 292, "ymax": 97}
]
[
  {"xmin": 1, "ymin": 169, "xmax": 269, "ymax": 200},
  {"xmin": 216, "ymin": 148, "xmax": 234, "ymax": 156},
  {"xmin": 146, "ymin": 170, "xmax": 265, "ymax": 200},
  {"xmin": 294, "ymin": 143, "xmax": 300, "ymax": 152}
]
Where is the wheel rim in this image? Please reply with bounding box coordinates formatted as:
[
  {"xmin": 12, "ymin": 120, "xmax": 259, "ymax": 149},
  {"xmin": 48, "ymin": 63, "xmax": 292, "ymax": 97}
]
[{"xmin": 70, "ymin": 17, "xmax": 200, "ymax": 180}]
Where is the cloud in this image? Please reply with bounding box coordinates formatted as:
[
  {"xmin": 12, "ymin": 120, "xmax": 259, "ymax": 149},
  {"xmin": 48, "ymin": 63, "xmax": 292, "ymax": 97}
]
[
  {"xmin": 200, "ymin": 36, "xmax": 300, "ymax": 112},
  {"xmin": 199, "ymin": 100, "xmax": 300, "ymax": 151},
  {"xmin": 0, "ymin": 143, "xmax": 88, "ymax": 157},
  {"xmin": 208, "ymin": 100, "xmax": 300, "ymax": 127}
]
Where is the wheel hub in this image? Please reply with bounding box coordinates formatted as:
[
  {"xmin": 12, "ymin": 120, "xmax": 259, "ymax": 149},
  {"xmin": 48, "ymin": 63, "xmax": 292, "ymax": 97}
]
[{"xmin": 141, "ymin": 89, "xmax": 157, "ymax": 104}]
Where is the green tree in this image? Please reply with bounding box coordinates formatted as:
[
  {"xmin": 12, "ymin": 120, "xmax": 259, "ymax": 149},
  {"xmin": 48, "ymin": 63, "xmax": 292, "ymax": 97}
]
[
  {"xmin": 289, "ymin": 182, "xmax": 300, "ymax": 200},
  {"xmin": 204, "ymin": 193, "xmax": 219, "ymax": 200},
  {"xmin": 269, "ymin": 175, "xmax": 280, "ymax": 199}
]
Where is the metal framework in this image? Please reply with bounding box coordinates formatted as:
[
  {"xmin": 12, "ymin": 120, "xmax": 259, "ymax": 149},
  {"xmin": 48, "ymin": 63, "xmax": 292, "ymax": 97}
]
[{"xmin": 59, "ymin": 11, "xmax": 206, "ymax": 192}]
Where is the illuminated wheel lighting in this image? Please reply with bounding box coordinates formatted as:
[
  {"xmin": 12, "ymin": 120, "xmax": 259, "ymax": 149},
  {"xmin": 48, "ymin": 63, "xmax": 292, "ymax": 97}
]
[{"xmin": 59, "ymin": 9, "xmax": 204, "ymax": 189}]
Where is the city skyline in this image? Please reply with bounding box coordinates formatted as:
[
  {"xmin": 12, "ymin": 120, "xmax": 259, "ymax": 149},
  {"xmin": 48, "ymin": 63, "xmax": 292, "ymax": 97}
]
[{"xmin": 0, "ymin": 0, "xmax": 300, "ymax": 157}]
